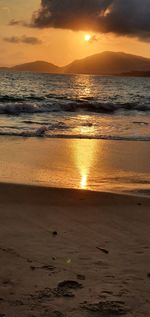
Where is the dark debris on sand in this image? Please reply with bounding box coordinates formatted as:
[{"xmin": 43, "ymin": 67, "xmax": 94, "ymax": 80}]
[
  {"xmin": 77, "ymin": 274, "xmax": 86, "ymax": 280},
  {"xmin": 96, "ymin": 247, "xmax": 109, "ymax": 254},
  {"xmin": 30, "ymin": 265, "xmax": 56, "ymax": 272},
  {"xmin": 52, "ymin": 231, "xmax": 58, "ymax": 236}
]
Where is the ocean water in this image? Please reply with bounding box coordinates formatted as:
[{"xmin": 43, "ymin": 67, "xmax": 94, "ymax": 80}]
[{"xmin": 0, "ymin": 71, "xmax": 150, "ymax": 140}]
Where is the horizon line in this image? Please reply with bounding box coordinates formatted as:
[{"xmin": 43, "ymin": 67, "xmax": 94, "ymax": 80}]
[{"xmin": 1, "ymin": 50, "xmax": 150, "ymax": 68}]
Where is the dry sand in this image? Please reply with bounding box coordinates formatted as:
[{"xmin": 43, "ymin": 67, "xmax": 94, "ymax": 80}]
[{"xmin": 0, "ymin": 183, "xmax": 150, "ymax": 317}]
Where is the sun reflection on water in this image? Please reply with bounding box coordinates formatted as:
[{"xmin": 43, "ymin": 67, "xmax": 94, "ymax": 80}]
[
  {"xmin": 72, "ymin": 75, "xmax": 93, "ymax": 99},
  {"xmin": 80, "ymin": 174, "xmax": 87, "ymax": 189},
  {"xmin": 71, "ymin": 139, "xmax": 97, "ymax": 190}
]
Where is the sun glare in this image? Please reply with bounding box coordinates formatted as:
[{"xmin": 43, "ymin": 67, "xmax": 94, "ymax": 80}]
[
  {"xmin": 80, "ymin": 174, "xmax": 87, "ymax": 189},
  {"xmin": 84, "ymin": 34, "xmax": 91, "ymax": 42}
]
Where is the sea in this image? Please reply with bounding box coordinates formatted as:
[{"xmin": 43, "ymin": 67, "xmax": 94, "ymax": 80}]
[
  {"xmin": 0, "ymin": 71, "xmax": 150, "ymax": 140},
  {"xmin": 0, "ymin": 71, "xmax": 150, "ymax": 195}
]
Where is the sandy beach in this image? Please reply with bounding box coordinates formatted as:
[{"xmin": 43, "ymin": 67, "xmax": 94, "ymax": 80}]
[
  {"xmin": 1, "ymin": 4, "xmax": 150, "ymax": 315},
  {"xmin": 0, "ymin": 182, "xmax": 150, "ymax": 317}
]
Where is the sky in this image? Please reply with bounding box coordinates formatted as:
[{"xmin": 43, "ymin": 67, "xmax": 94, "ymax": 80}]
[{"xmin": 0, "ymin": 0, "xmax": 150, "ymax": 67}]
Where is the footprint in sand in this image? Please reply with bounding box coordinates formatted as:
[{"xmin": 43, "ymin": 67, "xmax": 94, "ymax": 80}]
[
  {"xmin": 57, "ymin": 280, "xmax": 82, "ymax": 289},
  {"xmin": 52, "ymin": 280, "xmax": 83, "ymax": 298},
  {"xmin": 81, "ymin": 300, "xmax": 129, "ymax": 316}
]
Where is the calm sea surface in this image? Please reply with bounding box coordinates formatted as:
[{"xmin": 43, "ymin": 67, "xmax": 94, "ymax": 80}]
[{"xmin": 0, "ymin": 71, "xmax": 150, "ymax": 140}]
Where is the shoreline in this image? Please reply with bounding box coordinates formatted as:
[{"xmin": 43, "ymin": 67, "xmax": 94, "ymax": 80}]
[
  {"xmin": 0, "ymin": 137, "xmax": 150, "ymax": 194},
  {"xmin": 1, "ymin": 181, "xmax": 150, "ymax": 201},
  {"xmin": 0, "ymin": 135, "xmax": 150, "ymax": 141}
]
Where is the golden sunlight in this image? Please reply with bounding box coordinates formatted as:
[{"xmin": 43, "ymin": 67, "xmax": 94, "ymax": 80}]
[
  {"xmin": 80, "ymin": 174, "xmax": 87, "ymax": 189},
  {"xmin": 84, "ymin": 34, "xmax": 92, "ymax": 42},
  {"xmin": 72, "ymin": 139, "xmax": 97, "ymax": 190}
]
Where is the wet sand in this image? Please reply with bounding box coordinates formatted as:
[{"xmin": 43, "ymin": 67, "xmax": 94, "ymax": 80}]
[
  {"xmin": 0, "ymin": 183, "xmax": 150, "ymax": 317},
  {"xmin": 0, "ymin": 137, "xmax": 150, "ymax": 194}
]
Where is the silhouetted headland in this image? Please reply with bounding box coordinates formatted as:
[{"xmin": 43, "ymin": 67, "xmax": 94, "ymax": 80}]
[{"xmin": 1, "ymin": 51, "xmax": 150, "ymax": 76}]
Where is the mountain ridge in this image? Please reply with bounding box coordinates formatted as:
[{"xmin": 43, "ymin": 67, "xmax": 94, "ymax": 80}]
[
  {"xmin": 63, "ymin": 51, "xmax": 150, "ymax": 75},
  {"xmin": 1, "ymin": 51, "xmax": 150, "ymax": 76},
  {"xmin": 11, "ymin": 60, "xmax": 60, "ymax": 73}
]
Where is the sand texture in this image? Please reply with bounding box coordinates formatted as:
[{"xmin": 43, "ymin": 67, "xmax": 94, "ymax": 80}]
[{"xmin": 0, "ymin": 183, "xmax": 150, "ymax": 317}]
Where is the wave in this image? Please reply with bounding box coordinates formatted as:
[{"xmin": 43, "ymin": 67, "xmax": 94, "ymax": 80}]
[
  {"xmin": 0, "ymin": 95, "xmax": 45, "ymax": 103},
  {"xmin": 0, "ymin": 121, "xmax": 70, "ymax": 137},
  {"xmin": 0, "ymin": 127, "xmax": 150, "ymax": 140},
  {"xmin": 0, "ymin": 100, "xmax": 150, "ymax": 115},
  {"xmin": 133, "ymin": 121, "xmax": 150, "ymax": 126},
  {"xmin": 0, "ymin": 102, "xmax": 50, "ymax": 115},
  {"xmin": 0, "ymin": 94, "xmax": 95, "ymax": 103}
]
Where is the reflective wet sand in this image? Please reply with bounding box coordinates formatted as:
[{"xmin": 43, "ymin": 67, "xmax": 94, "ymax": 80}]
[{"xmin": 0, "ymin": 137, "xmax": 150, "ymax": 194}]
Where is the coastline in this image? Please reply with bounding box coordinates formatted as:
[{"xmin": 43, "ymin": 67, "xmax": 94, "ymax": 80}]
[
  {"xmin": 1, "ymin": 181, "xmax": 150, "ymax": 202},
  {"xmin": 0, "ymin": 137, "xmax": 150, "ymax": 195},
  {"xmin": 0, "ymin": 182, "xmax": 150, "ymax": 316},
  {"xmin": 0, "ymin": 39, "xmax": 150, "ymax": 317},
  {"xmin": 0, "ymin": 181, "xmax": 150, "ymax": 202}
]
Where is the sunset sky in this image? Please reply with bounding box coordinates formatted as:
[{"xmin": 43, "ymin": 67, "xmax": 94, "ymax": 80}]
[{"xmin": 0, "ymin": 0, "xmax": 150, "ymax": 67}]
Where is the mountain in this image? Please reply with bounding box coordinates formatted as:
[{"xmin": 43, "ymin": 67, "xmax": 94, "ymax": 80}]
[
  {"xmin": 117, "ymin": 70, "xmax": 150, "ymax": 77},
  {"xmin": 63, "ymin": 51, "xmax": 150, "ymax": 75},
  {"xmin": 11, "ymin": 61, "xmax": 60, "ymax": 73},
  {"xmin": 0, "ymin": 67, "xmax": 9, "ymax": 71},
  {"xmin": 0, "ymin": 52, "xmax": 150, "ymax": 75}
]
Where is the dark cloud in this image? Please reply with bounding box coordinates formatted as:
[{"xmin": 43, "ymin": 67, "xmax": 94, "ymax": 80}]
[
  {"xmin": 32, "ymin": 0, "xmax": 150, "ymax": 41},
  {"xmin": 3, "ymin": 35, "xmax": 42, "ymax": 45}
]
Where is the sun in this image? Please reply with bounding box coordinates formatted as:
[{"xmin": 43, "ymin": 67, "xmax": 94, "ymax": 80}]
[{"xmin": 84, "ymin": 34, "xmax": 91, "ymax": 42}]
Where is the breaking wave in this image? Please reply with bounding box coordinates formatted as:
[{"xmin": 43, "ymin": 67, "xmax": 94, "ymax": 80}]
[
  {"xmin": 0, "ymin": 100, "xmax": 150, "ymax": 116},
  {"xmin": 0, "ymin": 128, "xmax": 150, "ymax": 140},
  {"xmin": 0, "ymin": 73, "xmax": 150, "ymax": 141}
]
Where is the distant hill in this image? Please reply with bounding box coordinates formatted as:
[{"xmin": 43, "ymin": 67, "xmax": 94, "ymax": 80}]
[
  {"xmin": 63, "ymin": 51, "xmax": 150, "ymax": 75},
  {"xmin": 0, "ymin": 52, "xmax": 150, "ymax": 76},
  {"xmin": 117, "ymin": 70, "xmax": 150, "ymax": 77},
  {"xmin": 11, "ymin": 61, "xmax": 60, "ymax": 73},
  {"xmin": 0, "ymin": 67, "xmax": 8, "ymax": 71}
]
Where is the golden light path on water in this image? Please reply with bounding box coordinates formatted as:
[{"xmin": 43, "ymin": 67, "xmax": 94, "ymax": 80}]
[
  {"xmin": 32, "ymin": 137, "xmax": 99, "ymax": 190},
  {"xmin": 70, "ymin": 138, "xmax": 98, "ymax": 190},
  {"xmin": 80, "ymin": 175, "xmax": 87, "ymax": 189},
  {"xmin": 1, "ymin": 138, "xmax": 150, "ymax": 194},
  {"xmin": 67, "ymin": 75, "xmax": 98, "ymax": 189},
  {"xmin": 72, "ymin": 74, "xmax": 93, "ymax": 99}
]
